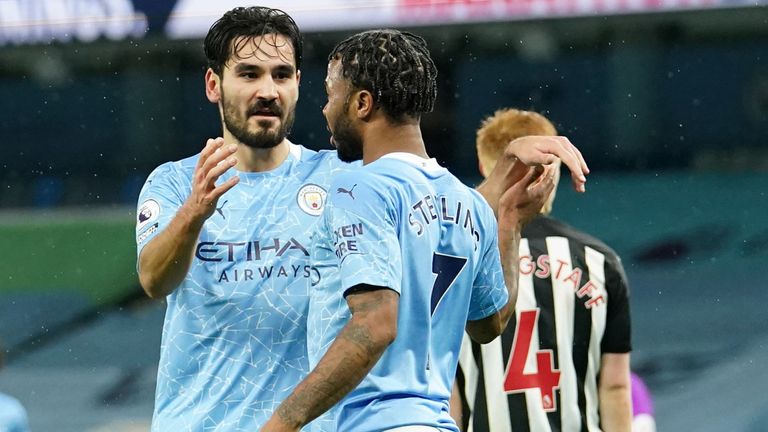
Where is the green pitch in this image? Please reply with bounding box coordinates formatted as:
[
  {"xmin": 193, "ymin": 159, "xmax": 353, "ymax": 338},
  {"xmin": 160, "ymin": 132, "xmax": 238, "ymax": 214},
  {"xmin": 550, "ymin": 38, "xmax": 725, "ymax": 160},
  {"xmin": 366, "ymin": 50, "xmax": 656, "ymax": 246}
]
[{"xmin": 0, "ymin": 208, "xmax": 137, "ymax": 304}]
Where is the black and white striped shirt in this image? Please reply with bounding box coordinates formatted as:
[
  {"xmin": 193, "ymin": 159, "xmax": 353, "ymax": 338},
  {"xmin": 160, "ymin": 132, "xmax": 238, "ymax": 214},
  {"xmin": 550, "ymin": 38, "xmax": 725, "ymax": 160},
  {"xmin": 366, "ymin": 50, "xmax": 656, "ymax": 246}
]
[{"xmin": 458, "ymin": 215, "xmax": 631, "ymax": 432}]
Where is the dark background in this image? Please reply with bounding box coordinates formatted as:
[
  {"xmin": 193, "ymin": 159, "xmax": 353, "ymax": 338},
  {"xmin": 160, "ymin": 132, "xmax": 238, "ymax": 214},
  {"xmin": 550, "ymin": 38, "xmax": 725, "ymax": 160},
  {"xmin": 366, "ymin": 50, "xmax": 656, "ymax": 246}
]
[{"xmin": 1, "ymin": 7, "xmax": 765, "ymax": 208}]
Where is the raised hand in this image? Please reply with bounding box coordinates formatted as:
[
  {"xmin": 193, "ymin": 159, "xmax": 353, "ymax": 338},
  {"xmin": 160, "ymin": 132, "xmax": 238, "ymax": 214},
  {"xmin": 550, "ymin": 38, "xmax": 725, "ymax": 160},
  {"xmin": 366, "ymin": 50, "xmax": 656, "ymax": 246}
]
[
  {"xmin": 504, "ymin": 135, "xmax": 589, "ymax": 192},
  {"xmin": 185, "ymin": 137, "xmax": 240, "ymax": 222},
  {"xmin": 138, "ymin": 138, "xmax": 239, "ymax": 299},
  {"xmin": 497, "ymin": 162, "xmax": 556, "ymax": 231}
]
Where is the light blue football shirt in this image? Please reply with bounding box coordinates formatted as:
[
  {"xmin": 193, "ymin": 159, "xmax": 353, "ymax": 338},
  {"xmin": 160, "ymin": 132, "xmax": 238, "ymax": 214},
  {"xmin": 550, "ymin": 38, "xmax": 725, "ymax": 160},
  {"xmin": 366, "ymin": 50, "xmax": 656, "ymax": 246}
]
[
  {"xmin": 307, "ymin": 153, "xmax": 508, "ymax": 432},
  {"xmin": 136, "ymin": 143, "xmax": 350, "ymax": 432},
  {"xmin": 0, "ymin": 392, "xmax": 29, "ymax": 432}
]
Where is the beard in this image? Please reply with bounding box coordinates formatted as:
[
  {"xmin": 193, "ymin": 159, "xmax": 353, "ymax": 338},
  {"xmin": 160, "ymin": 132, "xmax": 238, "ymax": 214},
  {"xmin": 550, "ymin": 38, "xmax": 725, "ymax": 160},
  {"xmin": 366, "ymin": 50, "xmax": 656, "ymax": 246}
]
[
  {"xmin": 329, "ymin": 106, "xmax": 364, "ymax": 163},
  {"xmin": 221, "ymin": 91, "xmax": 295, "ymax": 149}
]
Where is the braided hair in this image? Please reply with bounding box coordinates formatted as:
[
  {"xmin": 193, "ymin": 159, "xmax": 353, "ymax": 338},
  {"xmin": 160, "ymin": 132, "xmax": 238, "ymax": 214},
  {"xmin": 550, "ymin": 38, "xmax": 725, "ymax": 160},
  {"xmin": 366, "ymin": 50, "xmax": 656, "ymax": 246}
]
[
  {"xmin": 204, "ymin": 6, "xmax": 303, "ymax": 75},
  {"xmin": 329, "ymin": 29, "xmax": 438, "ymax": 123}
]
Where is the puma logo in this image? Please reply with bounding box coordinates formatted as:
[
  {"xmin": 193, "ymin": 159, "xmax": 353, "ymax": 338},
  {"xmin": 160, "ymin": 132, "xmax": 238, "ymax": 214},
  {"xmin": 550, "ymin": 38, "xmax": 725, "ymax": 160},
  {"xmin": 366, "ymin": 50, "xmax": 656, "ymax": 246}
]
[
  {"xmin": 336, "ymin": 184, "xmax": 357, "ymax": 199},
  {"xmin": 215, "ymin": 200, "xmax": 228, "ymax": 219}
]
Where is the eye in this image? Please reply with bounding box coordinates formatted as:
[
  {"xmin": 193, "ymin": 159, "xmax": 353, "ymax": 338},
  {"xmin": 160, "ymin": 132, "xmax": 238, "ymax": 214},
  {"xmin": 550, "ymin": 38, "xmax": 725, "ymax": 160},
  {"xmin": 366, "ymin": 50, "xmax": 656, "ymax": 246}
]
[{"xmin": 275, "ymin": 71, "xmax": 292, "ymax": 80}]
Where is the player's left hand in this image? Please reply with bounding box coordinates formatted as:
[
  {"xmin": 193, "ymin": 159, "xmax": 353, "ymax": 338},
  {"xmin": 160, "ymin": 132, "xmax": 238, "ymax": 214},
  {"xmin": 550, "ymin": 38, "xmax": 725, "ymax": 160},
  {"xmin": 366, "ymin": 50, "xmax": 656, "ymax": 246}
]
[
  {"xmin": 504, "ymin": 135, "xmax": 588, "ymax": 192},
  {"xmin": 477, "ymin": 135, "xmax": 586, "ymax": 216}
]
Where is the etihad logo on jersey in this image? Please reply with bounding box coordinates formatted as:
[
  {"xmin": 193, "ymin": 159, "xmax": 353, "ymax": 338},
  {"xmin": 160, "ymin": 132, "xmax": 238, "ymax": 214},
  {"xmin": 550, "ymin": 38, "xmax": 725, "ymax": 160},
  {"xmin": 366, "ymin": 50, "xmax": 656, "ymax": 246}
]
[
  {"xmin": 195, "ymin": 238, "xmax": 308, "ymax": 262},
  {"xmin": 520, "ymin": 255, "xmax": 606, "ymax": 309},
  {"xmin": 217, "ymin": 264, "xmax": 320, "ymax": 285},
  {"xmin": 408, "ymin": 194, "xmax": 480, "ymax": 250},
  {"xmin": 196, "ymin": 237, "xmax": 321, "ymax": 285},
  {"xmin": 297, "ymin": 183, "xmax": 327, "ymax": 216}
]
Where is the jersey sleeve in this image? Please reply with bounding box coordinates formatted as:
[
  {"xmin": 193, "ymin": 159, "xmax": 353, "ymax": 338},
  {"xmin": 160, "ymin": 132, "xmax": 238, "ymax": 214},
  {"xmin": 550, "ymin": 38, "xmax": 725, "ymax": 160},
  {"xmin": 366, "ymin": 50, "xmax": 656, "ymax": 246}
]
[
  {"xmin": 325, "ymin": 173, "xmax": 402, "ymax": 296},
  {"xmin": 467, "ymin": 205, "xmax": 508, "ymax": 321},
  {"xmin": 135, "ymin": 162, "xmax": 188, "ymax": 259},
  {"xmin": 601, "ymin": 253, "xmax": 632, "ymax": 353}
]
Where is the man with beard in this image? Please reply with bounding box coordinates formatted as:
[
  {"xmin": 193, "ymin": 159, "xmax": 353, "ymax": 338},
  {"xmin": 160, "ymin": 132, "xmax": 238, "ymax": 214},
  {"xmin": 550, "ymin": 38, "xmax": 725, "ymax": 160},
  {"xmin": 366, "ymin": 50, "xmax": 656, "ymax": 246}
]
[
  {"xmin": 137, "ymin": 7, "xmax": 589, "ymax": 432},
  {"xmin": 136, "ymin": 7, "xmax": 347, "ymax": 431},
  {"xmin": 262, "ymin": 30, "xmax": 586, "ymax": 432}
]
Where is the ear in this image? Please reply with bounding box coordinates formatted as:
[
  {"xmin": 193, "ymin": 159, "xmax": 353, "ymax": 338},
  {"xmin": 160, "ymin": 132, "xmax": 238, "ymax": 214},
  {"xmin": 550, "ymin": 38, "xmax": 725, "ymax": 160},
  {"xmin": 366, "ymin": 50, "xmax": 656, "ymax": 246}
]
[
  {"xmin": 295, "ymin": 69, "xmax": 301, "ymax": 102},
  {"xmin": 478, "ymin": 160, "xmax": 487, "ymax": 178},
  {"xmin": 352, "ymin": 90, "xmax": 375, "ymax": 120},
  {"xmin": 205, "ymin": 68, "xmax": 221, "ymax": 103}
]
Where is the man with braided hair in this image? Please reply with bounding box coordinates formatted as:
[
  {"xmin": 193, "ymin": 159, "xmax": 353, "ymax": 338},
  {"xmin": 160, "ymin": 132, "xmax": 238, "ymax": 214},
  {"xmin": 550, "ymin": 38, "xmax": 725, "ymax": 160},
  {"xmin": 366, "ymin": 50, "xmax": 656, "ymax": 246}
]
[
  {"xmin": 137, "ymin": 6, "xmax": 588, "ymax": 431},
  {"xmin": 262, "ymin": 30, "xmax": 588, "ymax": 432}
]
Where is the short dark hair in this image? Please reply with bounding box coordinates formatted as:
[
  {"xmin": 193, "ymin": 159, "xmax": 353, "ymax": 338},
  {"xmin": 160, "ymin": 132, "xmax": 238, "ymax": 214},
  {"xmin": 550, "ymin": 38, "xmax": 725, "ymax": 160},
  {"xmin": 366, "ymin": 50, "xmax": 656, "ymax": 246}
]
[
  {"xmin": 329, "ymin": 29, "xmax": 437, "ymax": 122},
  {"xmin": 204, "ymin": 6, "xmax": 303, "ymax": 75}
]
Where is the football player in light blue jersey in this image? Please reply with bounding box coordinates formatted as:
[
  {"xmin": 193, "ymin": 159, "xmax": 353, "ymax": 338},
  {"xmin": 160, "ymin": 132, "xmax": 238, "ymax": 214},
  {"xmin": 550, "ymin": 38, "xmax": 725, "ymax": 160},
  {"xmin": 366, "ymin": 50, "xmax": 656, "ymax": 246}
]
[
  {"xmin": 135, "ymin": 7, "xmax": 354, "ymax": 431},
  {"xmin": 136, "ymin": 7, "xmax": 588, "ymax": 432},
  {"xmin": 264, "ymin": 30, "xmax": 588, "ymax": 432},
  {"xmin": 0, "ymin": 345, "xmax": 30, "ymax": 432}
]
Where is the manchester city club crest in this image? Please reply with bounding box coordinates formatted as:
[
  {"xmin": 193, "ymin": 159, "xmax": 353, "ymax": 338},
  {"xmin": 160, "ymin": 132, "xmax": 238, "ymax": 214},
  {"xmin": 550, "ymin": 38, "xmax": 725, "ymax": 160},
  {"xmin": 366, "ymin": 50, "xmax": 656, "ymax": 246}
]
[{"xmin": 296, "ymin": 184, "xmax": 327, "ymax": 216}]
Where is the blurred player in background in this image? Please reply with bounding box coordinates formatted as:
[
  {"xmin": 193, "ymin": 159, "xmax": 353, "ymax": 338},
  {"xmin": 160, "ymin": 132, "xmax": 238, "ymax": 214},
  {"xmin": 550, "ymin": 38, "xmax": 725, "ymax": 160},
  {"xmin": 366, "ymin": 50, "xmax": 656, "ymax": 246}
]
[
  {"xmin": 631, "ymin": 372, "xmax": 656, "ymax": 432},
  {"xmin": 136, "ymin": 6, "xmax": 589, "ymax": 431},
  {"xmin": 456, "ymin": 108, "xmax": 632, "ymax": 432},
  {"xmin": 0, "ymin": 342, "xmax": 30, "ymax": 432},
  {"xmin": 263, "ymin": 30, "xmax": 587, "ymax": 432}
]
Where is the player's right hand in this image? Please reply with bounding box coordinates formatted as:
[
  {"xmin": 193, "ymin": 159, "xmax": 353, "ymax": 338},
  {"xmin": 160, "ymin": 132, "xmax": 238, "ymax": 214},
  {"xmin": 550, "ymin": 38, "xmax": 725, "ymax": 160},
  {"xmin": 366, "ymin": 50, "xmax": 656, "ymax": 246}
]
[
  {"xmin": 497, "ymin": 162, "xmax": 556, "ymax": 230},
  {"xmin": 184, "ymin": 137, "xmax": 240, "ymax": 222}
]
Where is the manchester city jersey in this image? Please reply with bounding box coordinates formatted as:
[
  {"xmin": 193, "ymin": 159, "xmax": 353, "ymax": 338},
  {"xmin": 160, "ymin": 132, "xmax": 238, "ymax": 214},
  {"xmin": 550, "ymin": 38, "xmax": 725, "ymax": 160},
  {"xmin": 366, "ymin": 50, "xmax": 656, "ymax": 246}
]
[
  {"xmin": 307, "ymin": 152, "xmax": 508, "ymax": 432},
  {"xmin": 135, "ymin": 142, "xmax": 350, "ymax": 432},
  {"xmin": 0, "ymin": 392, "xmax": 29, "ymax": 432}
]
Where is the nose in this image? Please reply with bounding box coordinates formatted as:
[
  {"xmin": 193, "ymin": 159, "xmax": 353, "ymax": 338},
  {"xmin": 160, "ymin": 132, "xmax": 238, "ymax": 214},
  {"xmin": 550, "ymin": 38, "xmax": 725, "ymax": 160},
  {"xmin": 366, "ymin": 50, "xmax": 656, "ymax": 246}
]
[{"xmin": 256, "ymin": 75, "xmax": 278, "ymax": 102}]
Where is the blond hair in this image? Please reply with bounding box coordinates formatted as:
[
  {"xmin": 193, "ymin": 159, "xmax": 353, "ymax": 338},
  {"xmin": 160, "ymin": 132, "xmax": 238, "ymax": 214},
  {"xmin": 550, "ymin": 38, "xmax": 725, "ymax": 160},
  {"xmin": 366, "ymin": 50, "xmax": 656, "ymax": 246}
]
[{"xmin": 476, "ymin": 108, "xmax": 559, "ymax": 214}]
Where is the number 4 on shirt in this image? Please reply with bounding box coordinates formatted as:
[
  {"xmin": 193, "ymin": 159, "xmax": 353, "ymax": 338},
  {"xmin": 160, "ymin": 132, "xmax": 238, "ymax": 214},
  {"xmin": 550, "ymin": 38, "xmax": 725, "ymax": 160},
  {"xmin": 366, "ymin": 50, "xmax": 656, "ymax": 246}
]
[{"xmin": 503, "ymin": 309, "xmax": 562, "ymax": 411}]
